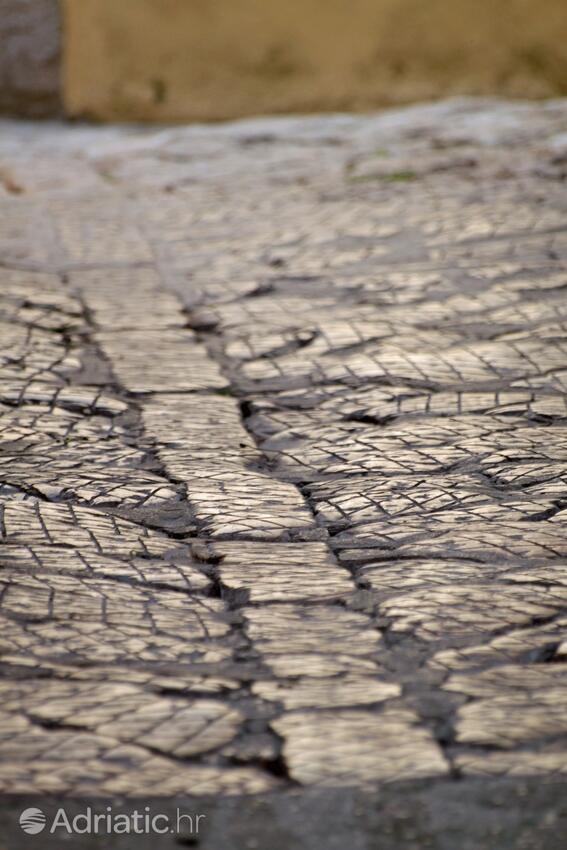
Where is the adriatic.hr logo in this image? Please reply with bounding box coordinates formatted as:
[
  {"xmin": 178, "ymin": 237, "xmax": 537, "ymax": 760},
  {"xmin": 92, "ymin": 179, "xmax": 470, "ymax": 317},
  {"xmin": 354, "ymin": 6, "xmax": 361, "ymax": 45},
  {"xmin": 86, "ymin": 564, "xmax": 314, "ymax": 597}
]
[
  {"xmin": 17, "ymin": 805, "xmax": 206, "ymax": 836},
  {"xmin": 19, "ymin": 808, "xmax": 47, "ymax": 835}
]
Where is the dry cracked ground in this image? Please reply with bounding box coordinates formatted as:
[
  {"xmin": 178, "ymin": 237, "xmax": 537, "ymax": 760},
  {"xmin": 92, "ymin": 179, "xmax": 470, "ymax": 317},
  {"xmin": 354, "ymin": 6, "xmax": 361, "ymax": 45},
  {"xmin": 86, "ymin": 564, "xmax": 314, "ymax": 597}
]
[{"xmin": 1, "ymin": 98, "xmax": 567, "ymax": 847}]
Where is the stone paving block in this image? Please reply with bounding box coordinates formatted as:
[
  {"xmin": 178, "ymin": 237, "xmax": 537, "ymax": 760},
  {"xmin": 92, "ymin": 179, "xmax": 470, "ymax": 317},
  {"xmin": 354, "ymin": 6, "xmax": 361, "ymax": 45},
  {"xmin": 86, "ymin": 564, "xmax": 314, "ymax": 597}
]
[
  {"xmin": 142, "ymin": 393, "xmax": 256, "ymax": 450},
  {"xmin": 0, "ymin": 681, "xmax": 243, "ymax": 757},
  {"xmin": 272, "ymin": 709, "xmax": 448, "ymax": 786},
  {"xmin": 0, "ymin": 320, "xmax": 80, "ymax": 388},
  {"xmin": 214, "ymin": 541, "xmax": 353, "ymax": 602},
  {"xmin": 334, "ymin": 520, "xmax": 567, "ymax": 560},
  {"xmin": 53, "ymin": 213, "xmax": 153, "ymax": 266},
  {"xmin": 380, "ymin": 585, "xmax": 567, "ymax": 641},
  {"xmin": 454, "ymin": 750, "xmax": 567, "ymax": 778},
  {"xmin": 0, "ymin": 720, "xmax": 277, "ymax": 795},
  {"xmin": 182, "ymin": 463, "xmax": 317, "ymax": 540},
  {"xmin": 71, "ymin": 267, "xmax": 186, "ymax": 330},
  {"xmin": 245, "ymin": 605, "xmax": 381, "ymax": 658},
  {"xmin": 0, "ymin": 384, "xmax": 127, "ymax": 415},
  {"xmin": 96, "ymin": 330, "xmax": 227, "ymax": 392},
  {"xmin": 253, "ymin": 675, "xmax": 400, "ymax": 709},
  {"xmin": 142, "ymin": 394, "xmax": 316, "ymax": 539},
  {"xmin": 450, "ymin": 671, "xmax": 567, "ymax": 748},
  {"xmin": 1, "ymin": 499, "xmax": 183, "ymax": 559},
  {"xmin": 0, "ymin": 544, "xmax": 211, "ymax": 592},
  {"xmin": 239, "ymin": 337, "xmax": 567, "ymax": 392},
  {"xmin": 308, "ymin": 473, "xmax": 556, "ymax": 530},
  {"xmin": 0, "ymin": 268, "xmax": 82, "ymax": 330},
  {"xmin": 358, "ymin": 559, "xmax": 491, "ymax": 594},
  {"xmin": 0, "ymin": 406, "xmax": 181, "ymax": 507},
  {"xmin": 430, "ymin": 616, "xmax": 567, "ymax": 673}
]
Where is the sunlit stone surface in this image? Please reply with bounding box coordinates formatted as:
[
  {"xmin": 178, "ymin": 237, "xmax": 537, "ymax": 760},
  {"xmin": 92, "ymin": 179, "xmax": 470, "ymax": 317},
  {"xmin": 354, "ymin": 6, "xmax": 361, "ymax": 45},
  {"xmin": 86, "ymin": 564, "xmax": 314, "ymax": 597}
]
[{"xmin": 1, "ymin": 99, "xmax": 567, "ymax": 794}]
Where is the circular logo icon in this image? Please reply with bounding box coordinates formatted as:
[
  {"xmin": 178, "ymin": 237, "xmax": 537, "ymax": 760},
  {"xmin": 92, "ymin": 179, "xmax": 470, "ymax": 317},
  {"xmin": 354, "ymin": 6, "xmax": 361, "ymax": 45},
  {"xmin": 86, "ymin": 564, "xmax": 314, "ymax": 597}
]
[{"xmin": 19, "ymin": 808, "xmax": 47, "ymax": 835}]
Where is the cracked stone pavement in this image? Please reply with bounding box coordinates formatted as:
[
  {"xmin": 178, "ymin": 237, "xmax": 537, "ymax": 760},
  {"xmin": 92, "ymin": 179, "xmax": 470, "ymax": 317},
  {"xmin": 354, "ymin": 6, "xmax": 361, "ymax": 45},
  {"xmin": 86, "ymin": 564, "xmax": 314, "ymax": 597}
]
[{"xmin": 1, "ymin": 98, "xmax": 567, "ymax": 800}]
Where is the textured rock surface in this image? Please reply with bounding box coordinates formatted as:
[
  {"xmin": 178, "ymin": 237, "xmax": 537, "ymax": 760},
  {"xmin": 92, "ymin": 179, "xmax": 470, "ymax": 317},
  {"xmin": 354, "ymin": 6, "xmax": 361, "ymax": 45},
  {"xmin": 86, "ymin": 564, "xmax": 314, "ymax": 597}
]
[{"xmin": 0, "ymin": 98, "xmax": 567, "ymax": 801}]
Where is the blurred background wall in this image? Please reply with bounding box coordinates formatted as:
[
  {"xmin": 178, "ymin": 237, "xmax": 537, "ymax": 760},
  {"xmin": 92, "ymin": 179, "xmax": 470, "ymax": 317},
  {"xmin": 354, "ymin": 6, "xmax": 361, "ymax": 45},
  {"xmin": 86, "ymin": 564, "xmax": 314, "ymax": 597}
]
[
  {"xmin": 0, "ymin": 0, "xmax": 61, "ymax": 116},
  {"xmin": 2, "ymin": 0, "xmax": 567, "ymax": 121}
]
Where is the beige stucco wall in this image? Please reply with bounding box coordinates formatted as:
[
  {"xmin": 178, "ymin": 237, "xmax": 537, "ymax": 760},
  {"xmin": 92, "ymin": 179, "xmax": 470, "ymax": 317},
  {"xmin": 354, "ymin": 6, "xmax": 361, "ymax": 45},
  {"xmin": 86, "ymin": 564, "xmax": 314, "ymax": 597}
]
[{"xmin": 63, "ymin": 0, "xmax": 567, "ymax": 122}]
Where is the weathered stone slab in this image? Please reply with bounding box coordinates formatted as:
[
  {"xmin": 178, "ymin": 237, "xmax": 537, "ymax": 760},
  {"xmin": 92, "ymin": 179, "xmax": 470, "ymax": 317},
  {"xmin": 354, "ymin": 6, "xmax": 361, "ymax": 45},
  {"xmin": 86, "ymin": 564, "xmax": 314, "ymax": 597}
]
[
  {"xmin": 215, "ymin": 541, "xmax": 352, "ymax": 603},
  {"xmin": 380, "ymin": 585, "xmax": 567, "ymax": 641},
  {"xmin": 272, "ymin": 709, "xmax": 448, "ymax": 786},
  {"xmin": 96, "ymin": 330, "xmax": 227, "ymax": 392},
  {"xmin": 254, "ymin": 675, "xmax": 400, "ymax": 709}
]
